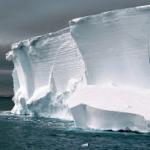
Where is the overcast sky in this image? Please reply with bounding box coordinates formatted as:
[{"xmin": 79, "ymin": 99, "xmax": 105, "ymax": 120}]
[{"xmin": 0, "ymin": 0, "xmax": 150, "ymax": 96}]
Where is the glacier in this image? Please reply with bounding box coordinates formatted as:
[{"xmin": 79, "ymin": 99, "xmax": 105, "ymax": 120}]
[{"xmin": 6, "ymin": 5, "xmax": 150, "ymax": 132}]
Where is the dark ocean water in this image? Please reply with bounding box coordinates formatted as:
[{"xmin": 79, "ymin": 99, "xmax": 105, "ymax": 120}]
[
  {"xmin": 0, "ymin": 97, "xmax": 14, "ymax": 110},
  {"xmin": 0, "ymin": 98, "xmax": 150, "ymax": 150},
  {"xmin": 1, "ymin": 113, "xmax": 150, "ymax": 150}
]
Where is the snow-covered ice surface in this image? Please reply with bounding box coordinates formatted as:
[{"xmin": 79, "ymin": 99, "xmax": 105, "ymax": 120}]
[
  {"xmin": 67, "ymin": 85, "xmax": 150, "ymax": 120},
  {"xmin": 6, "ymin": 5, "xmax": 150, "ymax": 132}
]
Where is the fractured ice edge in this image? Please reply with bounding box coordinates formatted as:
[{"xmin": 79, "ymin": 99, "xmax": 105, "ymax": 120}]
[{"xmin": 6, "ymin": 5, "xmax": 150, "ymax": 132}]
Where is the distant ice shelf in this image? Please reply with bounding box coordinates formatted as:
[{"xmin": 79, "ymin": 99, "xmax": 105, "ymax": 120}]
[{"xmin": 6, "ymin": 5, "xmax": 150, "ymax": 132}]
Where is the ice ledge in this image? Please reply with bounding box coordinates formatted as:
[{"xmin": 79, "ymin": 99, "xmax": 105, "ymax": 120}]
[{"xmin": 71, "ymin": 104, "xmax": 150, "ymax": 132}]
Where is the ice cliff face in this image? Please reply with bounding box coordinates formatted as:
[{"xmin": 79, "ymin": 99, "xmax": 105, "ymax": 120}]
[
  {"xmin": 6, "ymin": 28, "xmax": 86, "ymax": 118},
  {"xmin": 70, "ymin": 6, "xmax": 150, "ymax": 87},
  {"xmin": 6, "ymin": 5, "xmax": 150, "ymax": 132}
]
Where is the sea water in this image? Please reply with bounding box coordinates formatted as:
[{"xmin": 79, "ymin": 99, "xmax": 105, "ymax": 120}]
[{"xmin": 0, "ymin": 98, "xmax": 150, "ymax": 150}]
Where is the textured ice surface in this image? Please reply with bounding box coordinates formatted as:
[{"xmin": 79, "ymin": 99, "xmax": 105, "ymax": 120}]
[
  {"xmin": 7, "ymin": 5, "xmax": 150, "ymax": 131},
  {"xmin": 68, "ymin": 5, "xmax": 150, "ymax": 130},
  {"xmin": 71, "ymin": 104, "xmax": 149, "ymax": 132},
  {"xmin": 7, "ymin": 28, "xmax": 86, "ymax": 119},
  {"xmin": 70, "ymin": 5, "xmax": 150, "ymax": 87}
]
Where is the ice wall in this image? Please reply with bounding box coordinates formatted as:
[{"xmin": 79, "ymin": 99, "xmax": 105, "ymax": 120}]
[
  {"xmin": 7, "ymin": 28, "xmax": 86, "ymax": 118},
  {"xmin": 70, "ymin": 6, "xmax": 150, "ymax": 88}
]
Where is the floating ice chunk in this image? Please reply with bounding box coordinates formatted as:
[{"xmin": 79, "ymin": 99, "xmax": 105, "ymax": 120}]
[{"xmin": 81, "ymin": 143, "xmax": 88, "ymax": 147}]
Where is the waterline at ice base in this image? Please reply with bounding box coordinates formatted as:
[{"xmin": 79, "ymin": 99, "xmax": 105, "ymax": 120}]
[{"xmin": 6, "ymin": 5, "xmax": 150, "ymax": 132}]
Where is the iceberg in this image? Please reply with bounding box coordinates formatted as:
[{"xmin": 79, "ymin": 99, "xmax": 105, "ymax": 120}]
[{"xmin": 6, "ymin": 5, "xmax": 150, "ymax": 131}]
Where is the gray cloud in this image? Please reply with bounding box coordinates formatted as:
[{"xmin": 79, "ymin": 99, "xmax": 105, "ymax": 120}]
[
  {"xmin": 0, "ymin": 0, "xmax": 150, "ymax": 44},
  {"xmin": 0, "ymin": 0, "xmax": 150, "ymax": 96}
]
